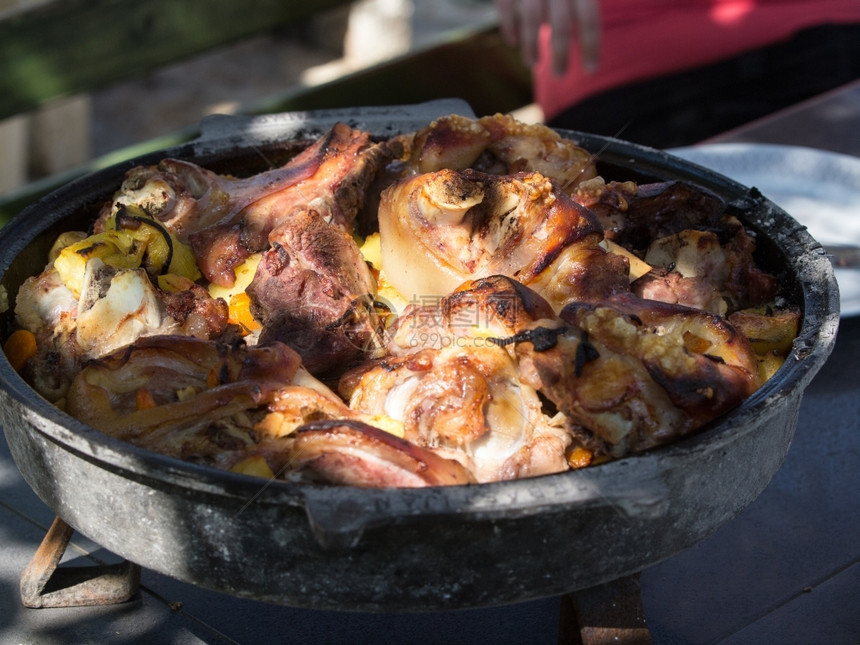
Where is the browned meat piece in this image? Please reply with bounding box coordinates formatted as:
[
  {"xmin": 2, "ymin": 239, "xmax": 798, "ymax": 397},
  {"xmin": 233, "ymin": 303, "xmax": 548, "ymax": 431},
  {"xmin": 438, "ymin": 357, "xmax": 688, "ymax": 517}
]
[
  {"xmin": 161, "ymin": 278, "xmax": 230, "ymax": 338},
  {"xmin": 378, "ymin": 168, "xmax": 629, "ymax": 311},
  {"xmin": 247, "ymin": 208, "xmax": 382, "ymax": 376},
  {"xmin": 395, "ymin": 113, "xmax": 597, "ymax": 191},
  {"xmin": 64, "ymin": 335, "xmax": 381, "ymax": 475},
  {"xmin": 102, "ymin": 122, "xmax": 393, "ymax": 287},
  {"xmin": 716, "ymin": 217, "xmax": 780, "ymax": 310},
  {"xmin": 578, "ymin": 180, "xmax": 727, "ymax": 254},
  {"xmin": 633, "ymin": 270, "xmax": 727, "ymax": 315},
  {"xmin": 515, "ymin": 294, "xmax": 762, "ymax": 457},
  {"xmin": 381, "ymin": 275, "xmax": 558, "ymax": 357},
  {"xmin": 344, "ymin": 345, "xmax": 571, "ymax": 483},
  {"xmin": 342, "ymin": 277, "xmax": 574, "ymax": 483},
  {"xmin": 284, "ymin": 419, "xmax": 475, "ymax": 487},
  {"xmin": 637, "ymin": 217, "xmax": 778, "ymax": 313},
  {"xmin": 66, "ymin": 337, "xmax": 303, "ymax": 467}
]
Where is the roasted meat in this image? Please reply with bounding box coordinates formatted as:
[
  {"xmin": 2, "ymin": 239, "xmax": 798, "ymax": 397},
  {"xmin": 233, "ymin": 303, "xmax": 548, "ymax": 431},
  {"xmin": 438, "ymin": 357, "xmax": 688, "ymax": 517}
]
[
  {"xmin": 15, "ymin": 236, "xmax": 228, "ymax": 403},
  {"xmin": 383, "ymin": 275, "xmax": 558, "ymax": 357},
  {"xmin": 572, "ymin": 179, "xmax": 778, "ymax": 314},
  {"xmin": 284, "ymin": 419, "xmax": 475, "ymax": 487},
  {"xmin": 341, "ymin": 277, "xmax": 574, "ymax": 483},
  {"xmin": 378, "ymin": 168, "xmax": 629, "ymax": 310},
  {"xmin": 7, "ymin": 112, "xmax": 794, "ymax": 488},
  {"xmin": 578, "ymin": 180, "xmax": 728, "ymax": 254},
  {"xmin": 247, "ymin": 207, "xmax": 382, "ymax": 375},
  {"xmin": 395, "ymin": 113, "xmax": 597, "ymax": 191},
  {"xmin": 514, "ymin": 294, "xmax": 762, "ymax": 457},
  {"xmin": 100, "ymin": 122, "xmax": 393, "ymax": 287},
  {"xmin": 66, "ymin": 337, "xmax": 299, "ymax": 466},
  {"xmin": 65, "ymin": 335, "xmax": 374, "ymax": 475}
]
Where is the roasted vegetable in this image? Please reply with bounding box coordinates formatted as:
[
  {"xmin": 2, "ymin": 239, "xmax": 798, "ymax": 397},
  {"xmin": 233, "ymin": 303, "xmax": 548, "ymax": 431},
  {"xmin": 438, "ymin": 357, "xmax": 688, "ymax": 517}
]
[{"xmin": 3, "ymin": 329, "xmax": 37, "ymax": 372}]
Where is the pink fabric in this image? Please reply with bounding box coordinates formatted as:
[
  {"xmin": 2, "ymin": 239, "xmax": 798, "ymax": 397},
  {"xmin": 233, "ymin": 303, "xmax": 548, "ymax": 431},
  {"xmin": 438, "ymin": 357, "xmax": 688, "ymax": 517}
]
[{"xmin": 534, "ymin": 0, "xmax": 860, "ymax": 121}]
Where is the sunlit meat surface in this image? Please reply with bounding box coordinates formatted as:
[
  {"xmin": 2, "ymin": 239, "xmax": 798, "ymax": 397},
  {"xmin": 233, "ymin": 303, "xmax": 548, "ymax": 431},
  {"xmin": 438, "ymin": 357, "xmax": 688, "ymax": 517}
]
[
  {"xmin": 515, "ymin": 294, "xmax": 762, "ymax": 457},
  {"xmin": 342, "ymin": 277, "xmax": 573, "ymax": 483},
  {"xmin": 99, "ymin": 122, "xmax": 393, "ymax": 287},
  {"xmin": 285, "ymin": 419, "xmax": 475, "ymax": 487},
  {"xmin": 378, "ymin": 168, "xmax": 629, "ymax": 310},
  {"xmin": 395, "ymin": 113, "xmax": 598, "ymax": 191}
]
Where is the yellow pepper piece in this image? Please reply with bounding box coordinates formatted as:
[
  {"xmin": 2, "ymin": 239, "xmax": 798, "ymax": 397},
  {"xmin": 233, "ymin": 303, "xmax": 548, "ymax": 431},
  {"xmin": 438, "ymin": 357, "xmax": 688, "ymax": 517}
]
[
  {"xmin": 231, "ymin": 455, "xmax": 275, "ymax": 479},
  {"xmin": 108, "ymin": 205, "xmax": 201, "ymax": 281},
  {"xmin": 49, "ymin": 231, "xmax": 88, "ymax": 262},
  {"xmin": 54, "ymin": 231, "xmax": 137, "ymax": 297}
]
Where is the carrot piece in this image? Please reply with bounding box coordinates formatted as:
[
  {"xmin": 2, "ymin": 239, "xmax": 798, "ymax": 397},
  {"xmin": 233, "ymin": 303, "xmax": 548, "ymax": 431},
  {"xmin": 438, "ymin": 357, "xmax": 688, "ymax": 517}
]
[
  {"xmin": 206, "ymin": 368, "xmax": 221, "ymax": 389},
  {"xmin": 135, "ymin": 387, "xmax": 158, "ymax": 410},
  {"xmin": 567, "ymin": 446, "xmax": 594, "ymax": 469},
  {"xmin": 3, "ymin": 329, "xmax": 38, "ymax": 373},
  {"xmin": 228, "ymin": 292, "xmax": 262, "ymax": 334}
]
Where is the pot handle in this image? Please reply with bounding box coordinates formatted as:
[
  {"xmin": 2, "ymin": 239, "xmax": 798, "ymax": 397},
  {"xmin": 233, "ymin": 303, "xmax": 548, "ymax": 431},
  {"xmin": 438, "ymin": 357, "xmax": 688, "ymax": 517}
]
[
  {"xmin": 301, "ymin": 486, "xmax": 463, "ymax": 551},
  {"xmin": 194, "ymin": 98, "xmax": 477, "ymax": 145},
  {"xmin": 300, "ymin": 466, "xmax": 670, "ymax": 551}
]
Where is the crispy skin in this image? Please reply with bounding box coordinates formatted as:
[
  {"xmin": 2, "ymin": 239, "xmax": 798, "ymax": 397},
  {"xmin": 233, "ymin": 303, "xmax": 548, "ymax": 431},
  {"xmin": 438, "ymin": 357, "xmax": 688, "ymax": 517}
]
[
  {"xmin": 102, "ymin": 123, "xmax": 392, "ymax": 287},
  {"xmin": 66, "ymin": 337, "xmax": 302, "ymax": 466},
  {"xmin": 516, "ymin": 295, "xmax": 762, "ymax": 457},
  {"xmin": 579, "ymin": 180, "xmax": 727, "ymax": 254},
  {"xmin": 67, "ymin": 337, "xmax": 301, "ymax": 430},
  {"xmin": 346, "ymin": 344, "xmax": 570, "ymax": 483},
  {"xmin": 636, "ymin": 216, "xmax": 778, "ymax": 313},
  {"xmin": 396, "ymin": 113, "xmax": 597, "ymax": 190},
  {"xmin": 574, "ymin": 179, "xmax": 778, "ymax": 314},
  {"xmin": 344, "ymin": 278, "xmax": 572, "ymax": 483},
  {"xmin": 65, "ymin": 336, "xmax": 368, "ymax": 474},
  {"xmin": 286, "ymin": 419, "xmax": 475, "ymax": 487},
  {"xmin": 378, "ymin": 168, "xmax": 628, "ymax": 310},
  {"xmin": 381, "ymin": 274, "xmax": 557, "ymax": 358}
]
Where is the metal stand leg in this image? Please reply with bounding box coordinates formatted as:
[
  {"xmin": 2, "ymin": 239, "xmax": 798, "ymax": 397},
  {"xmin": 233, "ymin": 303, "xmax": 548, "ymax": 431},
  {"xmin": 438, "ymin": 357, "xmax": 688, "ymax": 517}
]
[
  {"xmin": 559, "ymin": 573, "xmax": 652, "ymax": 645},
  {"xmin": 20, "ymin": 516, "xmax": 141, "ymax": 608}
]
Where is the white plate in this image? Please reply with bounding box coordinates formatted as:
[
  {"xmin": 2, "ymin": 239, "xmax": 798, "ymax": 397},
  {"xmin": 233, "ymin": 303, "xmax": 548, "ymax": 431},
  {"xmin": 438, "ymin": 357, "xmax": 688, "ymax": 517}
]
[{"xmin": 669, "ymin": 143, "xmax": 860, "ymax": 316}]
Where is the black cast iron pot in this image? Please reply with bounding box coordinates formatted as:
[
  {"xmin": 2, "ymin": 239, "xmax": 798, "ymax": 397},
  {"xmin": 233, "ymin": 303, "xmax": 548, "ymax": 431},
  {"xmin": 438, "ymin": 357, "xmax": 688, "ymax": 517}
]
[{"xmin": 0, "ymin": 100, "xmax": 840, "ymax": 611}]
